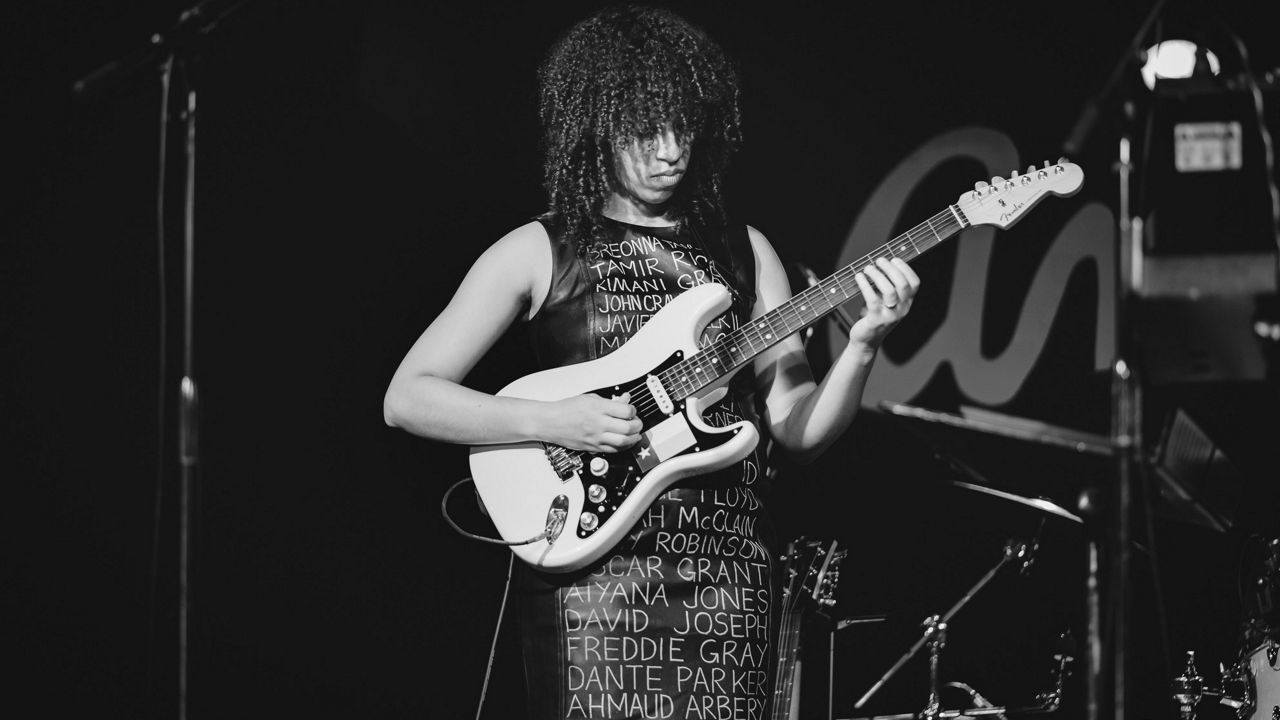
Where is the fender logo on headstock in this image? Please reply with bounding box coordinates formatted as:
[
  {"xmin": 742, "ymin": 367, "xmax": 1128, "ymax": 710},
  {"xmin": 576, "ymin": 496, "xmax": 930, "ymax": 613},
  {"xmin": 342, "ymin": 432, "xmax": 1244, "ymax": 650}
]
[{"xmin": 999, "ymin": 198, "xmax": 1027, "ymax": 223}]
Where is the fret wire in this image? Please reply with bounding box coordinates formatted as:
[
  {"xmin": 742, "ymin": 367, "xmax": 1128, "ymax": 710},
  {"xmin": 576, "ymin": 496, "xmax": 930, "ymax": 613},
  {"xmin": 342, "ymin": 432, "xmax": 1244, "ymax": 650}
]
[
  {"xmin": 758, "ymin": 315, "xmax": 780, "ymax": 341},
  {"xmin": 925, "ymin": 216, "xmax": 942, "ymax": 243},
  {"xmin": 753, "ymin": 317, "xmax": 774, "ymax": 343},
  {"xmin": 776, "ymin": 301, "xmax": 809, "ymax": 333}
]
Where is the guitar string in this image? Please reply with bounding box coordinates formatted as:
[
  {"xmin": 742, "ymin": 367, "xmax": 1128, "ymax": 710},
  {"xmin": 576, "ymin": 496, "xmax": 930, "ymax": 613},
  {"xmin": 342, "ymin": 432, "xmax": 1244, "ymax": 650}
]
[
  {"xmin": 773, "ymin": 554, "xmax": 807, "ymax": 719},
  {"xmin": 576, "ymin": 168, "xmax": 1076, "ymax": 432},
  {"xmin": 651, "ymin": 171, "xmax": 1074, "ymax": 403},
  {"xmin": 627, "ymin": 204, "xmax": 961, "ymax": 417},
  {"xmin": 624, "ymin": 208, "xmax": 947, "ymax": 415},
  {"xmin": 652, "ymin": 168, "xmax": 1075, "ymax": 405},
  {"xmin": 634, "ymin": 206, "xmax": 957, "ymax": 415}
]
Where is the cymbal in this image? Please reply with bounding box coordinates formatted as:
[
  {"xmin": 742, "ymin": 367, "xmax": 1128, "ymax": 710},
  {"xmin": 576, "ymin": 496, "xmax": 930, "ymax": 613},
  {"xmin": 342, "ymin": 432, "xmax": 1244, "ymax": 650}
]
[{"xmin": 950, "ymin": 480, "xmax": 1084, "ymax": 524}]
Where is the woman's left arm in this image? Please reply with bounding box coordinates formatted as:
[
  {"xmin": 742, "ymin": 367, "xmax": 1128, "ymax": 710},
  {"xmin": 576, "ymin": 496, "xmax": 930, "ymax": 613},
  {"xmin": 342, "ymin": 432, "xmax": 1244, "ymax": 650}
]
[{"xmin": 747, "ymin": 225, "xmax": 920, "ymax": 464}]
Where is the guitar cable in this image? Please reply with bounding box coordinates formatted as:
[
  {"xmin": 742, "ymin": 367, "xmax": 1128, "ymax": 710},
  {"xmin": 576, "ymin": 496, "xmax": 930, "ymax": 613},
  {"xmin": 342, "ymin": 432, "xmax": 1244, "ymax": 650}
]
[
  {"xmin": 473, "ymin": 552, "xmax": 515, "ymax": 720},
  {"xmin": 440, "ymin": 478, "xmax": 526, "ymax": 719},
  {"xmin": 441, "ymin": 477, "xmax": 565, "ymax": 546}
]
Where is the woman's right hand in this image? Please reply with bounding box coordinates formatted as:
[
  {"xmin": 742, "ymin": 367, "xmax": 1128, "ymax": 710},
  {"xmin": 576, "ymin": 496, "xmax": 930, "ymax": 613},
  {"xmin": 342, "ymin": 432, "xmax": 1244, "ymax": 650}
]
[{"xmin": 538, "ymin": 392, "xmax": 643, "ymax": 452}]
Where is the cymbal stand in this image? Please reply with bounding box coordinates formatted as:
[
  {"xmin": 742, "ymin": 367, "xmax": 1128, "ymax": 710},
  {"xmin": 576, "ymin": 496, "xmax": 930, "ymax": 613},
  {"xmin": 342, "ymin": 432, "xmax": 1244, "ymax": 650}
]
[
  {"xmin": 838, "ymin": 636, "xmax": 1074, "ymax": 720},
  {"xmin": 1060, "ymin": 1, "xmax": 1171, "ymax": 719},
  {"xmin": 851, "ymin": 539, "xmax": 1033, "ymax": 715},
  {"xmin": 923, "ymin": 615, "xmax": 948, "ymax": 720}
]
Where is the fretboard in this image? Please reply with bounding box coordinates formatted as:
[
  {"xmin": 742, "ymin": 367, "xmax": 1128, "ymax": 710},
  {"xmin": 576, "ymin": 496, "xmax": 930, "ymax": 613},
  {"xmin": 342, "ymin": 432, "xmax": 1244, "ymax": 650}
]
[{"xmin": 659, "ymin": 205, "xmax": 967, "ymax": 400}]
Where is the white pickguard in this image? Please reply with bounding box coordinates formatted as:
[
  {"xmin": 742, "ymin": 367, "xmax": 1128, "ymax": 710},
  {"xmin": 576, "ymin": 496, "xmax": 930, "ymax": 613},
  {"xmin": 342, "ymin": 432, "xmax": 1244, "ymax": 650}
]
[{"xmin": 468, "ymin": 283, "xmax": 759, "ymax": 573}]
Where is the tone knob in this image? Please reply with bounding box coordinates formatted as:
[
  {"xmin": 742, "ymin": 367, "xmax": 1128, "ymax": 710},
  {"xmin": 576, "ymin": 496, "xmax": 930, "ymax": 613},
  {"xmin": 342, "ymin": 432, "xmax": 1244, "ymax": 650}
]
[
  {"xmin": 589, "ymin": 456, "xmax": 609, "ymax": 477},
  {"xmin": 579, "ymin": 512, "xmax": 599, "ymax": 531},
  {"xmin": 587, "ymin": 484, "xmax": 607, "ymax": 504}
]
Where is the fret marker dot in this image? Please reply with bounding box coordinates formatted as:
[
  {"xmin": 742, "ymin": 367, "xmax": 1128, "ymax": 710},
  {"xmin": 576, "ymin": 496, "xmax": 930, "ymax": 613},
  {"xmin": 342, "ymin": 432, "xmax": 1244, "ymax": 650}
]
[
  {"xmin": 765, "ymin": 333, "xmax": 772, "ymax": 340},
  {"xmin": 830, "ymin": 288, "xmax": 836, "ymax": 293},
  {"xmin": 711, "ymin": 358, "xmax": 718, "ymax": 364}
]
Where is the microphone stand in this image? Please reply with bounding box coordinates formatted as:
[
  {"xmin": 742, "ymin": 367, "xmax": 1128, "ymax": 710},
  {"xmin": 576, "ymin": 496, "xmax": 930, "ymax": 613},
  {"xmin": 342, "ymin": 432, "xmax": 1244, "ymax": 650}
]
[
  {"xmin": 72, "ymin": 3, "xmax": 251, "ymax": 718},
  {"xmin": 850, "ymin": 539, "xmax": 1034, "ymax": 718}
]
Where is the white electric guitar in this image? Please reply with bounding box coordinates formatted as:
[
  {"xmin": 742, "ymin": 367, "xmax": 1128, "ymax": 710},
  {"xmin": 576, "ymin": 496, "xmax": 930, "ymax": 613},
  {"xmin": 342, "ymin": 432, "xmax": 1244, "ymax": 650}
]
[{"xmin": 469, "ymin": 160, "xmax": 1084, "ymax": 573}]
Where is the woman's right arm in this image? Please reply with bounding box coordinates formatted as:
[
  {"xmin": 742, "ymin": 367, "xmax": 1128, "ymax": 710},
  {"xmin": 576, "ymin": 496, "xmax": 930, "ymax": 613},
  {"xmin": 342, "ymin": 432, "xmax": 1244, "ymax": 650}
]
[{"xmin": 382, "ymin": 221, "xmax": 641, "ymax": 452}]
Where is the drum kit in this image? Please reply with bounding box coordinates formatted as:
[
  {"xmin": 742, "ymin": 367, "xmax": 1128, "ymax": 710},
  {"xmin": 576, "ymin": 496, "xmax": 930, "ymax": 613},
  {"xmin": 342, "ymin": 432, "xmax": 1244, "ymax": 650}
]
[
  {"xmin": 820, "ymin": 398, "xmax": 1261, "ymax": 720},
  {"xmin": 820, "ymin": 401, "xmax": 1102, "ymax": 720}
]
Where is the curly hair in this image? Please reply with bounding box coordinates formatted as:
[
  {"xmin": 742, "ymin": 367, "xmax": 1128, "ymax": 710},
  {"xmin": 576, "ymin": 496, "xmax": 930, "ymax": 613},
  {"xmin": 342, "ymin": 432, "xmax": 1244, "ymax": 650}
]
[{"xmin": 537, "ymin": 4, "xmax": 743, "ymax": 254}]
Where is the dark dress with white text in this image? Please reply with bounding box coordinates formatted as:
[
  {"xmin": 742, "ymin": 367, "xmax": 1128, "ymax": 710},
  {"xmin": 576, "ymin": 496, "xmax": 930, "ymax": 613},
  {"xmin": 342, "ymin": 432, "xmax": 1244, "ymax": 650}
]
[{"xmin": 517, "ymin": 217, "xmax": 779, "ymax": 720}]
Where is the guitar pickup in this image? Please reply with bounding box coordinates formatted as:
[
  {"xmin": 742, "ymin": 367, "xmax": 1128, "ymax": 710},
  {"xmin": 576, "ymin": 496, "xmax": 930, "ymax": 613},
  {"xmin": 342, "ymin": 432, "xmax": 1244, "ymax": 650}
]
[{"xmin": 646, "ymin": 374, "xmax": 674, "ymax": 415}]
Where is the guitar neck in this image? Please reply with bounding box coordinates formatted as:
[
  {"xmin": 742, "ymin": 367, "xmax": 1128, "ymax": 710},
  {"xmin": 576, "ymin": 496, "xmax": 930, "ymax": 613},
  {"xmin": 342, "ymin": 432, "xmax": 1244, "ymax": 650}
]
[
  {"xmin": 771, "ymin": 607, "xmax": 806, "ymax": 720},
  {"xmin": 663, "ymin": 205, "xmax": 968, "ymax": 400}
]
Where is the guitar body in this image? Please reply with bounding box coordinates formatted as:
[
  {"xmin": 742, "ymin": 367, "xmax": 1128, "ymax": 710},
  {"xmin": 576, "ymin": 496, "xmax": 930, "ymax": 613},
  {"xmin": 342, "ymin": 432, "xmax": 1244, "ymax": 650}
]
[{"xmin": 469, "ymin": 282, "xmax": 760, "ymax": 573}]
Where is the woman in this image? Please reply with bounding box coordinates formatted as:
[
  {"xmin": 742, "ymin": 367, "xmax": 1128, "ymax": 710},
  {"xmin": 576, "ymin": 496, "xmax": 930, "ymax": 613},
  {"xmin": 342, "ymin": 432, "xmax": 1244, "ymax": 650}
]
[{"xmin": 383, "ymin": 5, "xmax": 918, "ymax": 717}]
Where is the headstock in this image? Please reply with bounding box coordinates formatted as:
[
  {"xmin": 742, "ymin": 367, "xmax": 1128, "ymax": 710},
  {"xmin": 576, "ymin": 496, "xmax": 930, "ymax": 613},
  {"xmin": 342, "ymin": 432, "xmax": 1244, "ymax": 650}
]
[
  {"xmin": 780, "ymin": 537, "xmax": 847, "ymax": 615},
  {"xmin": 957, "ymin": 158, "xmax": 1084, "ymax": 230}
]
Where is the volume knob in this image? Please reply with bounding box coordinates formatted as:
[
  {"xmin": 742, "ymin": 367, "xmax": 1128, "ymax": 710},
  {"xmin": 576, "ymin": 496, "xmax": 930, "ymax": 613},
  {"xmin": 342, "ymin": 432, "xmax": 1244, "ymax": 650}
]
[
  {"xmin": 589, "ymin": 457, "xmax": 609, "ymax": 477},
  {"xmin": 587, "ymin": 484, "xmax": 607, "ymax": 504},
  {"xmin": 579, "ymin": 512, "xmax": 599, "ymax": 532}
]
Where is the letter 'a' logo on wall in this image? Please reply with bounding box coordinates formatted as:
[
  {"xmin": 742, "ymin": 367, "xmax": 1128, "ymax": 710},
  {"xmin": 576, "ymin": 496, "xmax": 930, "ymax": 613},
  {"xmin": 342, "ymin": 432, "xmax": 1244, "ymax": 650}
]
[{"xmin": 828, "ymin": 127, "xmax": 1117, "ymax": 408}]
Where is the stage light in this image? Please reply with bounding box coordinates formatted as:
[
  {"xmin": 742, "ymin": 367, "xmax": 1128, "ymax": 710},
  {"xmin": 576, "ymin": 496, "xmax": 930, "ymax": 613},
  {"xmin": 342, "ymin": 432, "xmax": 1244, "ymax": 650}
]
[{"xmin": 1140, "ymin": 39, "xmax": 1221, "ymax": 90}]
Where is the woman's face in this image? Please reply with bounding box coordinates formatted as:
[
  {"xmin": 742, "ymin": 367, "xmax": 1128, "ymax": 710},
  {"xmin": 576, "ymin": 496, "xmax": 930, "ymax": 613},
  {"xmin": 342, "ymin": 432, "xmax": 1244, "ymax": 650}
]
[{"xmin": 610, "ymin": 123, "xmax": 691, "ymax": 217}]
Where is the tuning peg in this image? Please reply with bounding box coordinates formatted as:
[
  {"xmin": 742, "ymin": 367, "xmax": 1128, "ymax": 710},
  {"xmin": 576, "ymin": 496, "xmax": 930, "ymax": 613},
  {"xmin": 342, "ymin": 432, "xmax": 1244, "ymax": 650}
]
[
  {"xmin": 1043, "ymin": 160, "xmax": 1050, "ymax": 169},
  {"xmin": 1057, "ymin": 156, "xmax": 1068, "ymax": 164},
  {"xmin": 1011, "ymin": 169, "xmax": 1019, "ymax": 178},
  {"xmin": 974, "ymin": 180, "xmax": 990, "ymax": 190},
  {"xmin": 992, "ymin": 176, "xmax": 1005, "ymax": 183}
]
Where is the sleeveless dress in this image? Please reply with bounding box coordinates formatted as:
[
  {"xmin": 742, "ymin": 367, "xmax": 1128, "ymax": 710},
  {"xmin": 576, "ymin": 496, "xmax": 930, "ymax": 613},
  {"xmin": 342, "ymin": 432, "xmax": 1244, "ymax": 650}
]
[{"xmin": 516, "ymin": 217, "xmax": 780, "ymax": 720}]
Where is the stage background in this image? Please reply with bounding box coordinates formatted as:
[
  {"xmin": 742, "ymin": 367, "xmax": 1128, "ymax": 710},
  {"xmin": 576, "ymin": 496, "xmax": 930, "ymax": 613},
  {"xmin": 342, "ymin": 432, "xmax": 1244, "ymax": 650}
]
[{"xmin": 5, "ymin": 1, "xmax": 1279, "ymax": 718}]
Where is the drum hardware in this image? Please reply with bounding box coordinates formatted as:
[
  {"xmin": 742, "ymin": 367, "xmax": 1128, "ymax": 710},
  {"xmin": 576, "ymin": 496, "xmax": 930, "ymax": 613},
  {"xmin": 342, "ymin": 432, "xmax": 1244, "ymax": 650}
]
[
  {"xmin": 1033, "ymin": 632, "xmax": 1078, "ymax": 714},
  {"xmin": 841, "ymin": 538, "xmax": 1044, "ymax": 720},
  {"xmin": 1219, "ymin": 660, "xmax": 1255, "ymax": 718},
  {"xmin": 1245, "ymin": 540, "xmax": 1280, "ymax": 642},
  {"xmin": 1170, "ymin": 650, "xmax": 1258, "ymax": 720},
  {"xmin": 1172, "ymin": 651, "xmax": 1208, "ymax": 720},
  {"xmin": 836, "ymin": 635, "xmax": 1075, "ymax": 720}
]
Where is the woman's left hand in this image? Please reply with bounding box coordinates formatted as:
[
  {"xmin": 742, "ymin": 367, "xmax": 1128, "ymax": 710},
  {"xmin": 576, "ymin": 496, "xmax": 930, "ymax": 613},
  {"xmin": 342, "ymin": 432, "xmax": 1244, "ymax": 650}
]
[{"xmin": 849, "ymin": 257, "xmax": 920, "ymax": 349}]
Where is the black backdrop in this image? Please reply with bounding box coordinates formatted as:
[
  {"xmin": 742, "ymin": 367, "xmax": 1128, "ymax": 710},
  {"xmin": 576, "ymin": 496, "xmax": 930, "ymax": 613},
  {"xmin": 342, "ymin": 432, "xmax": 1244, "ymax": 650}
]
[{"xmin": 5, "ymin": 1, "xmax": 1279, "ymax": 718}]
